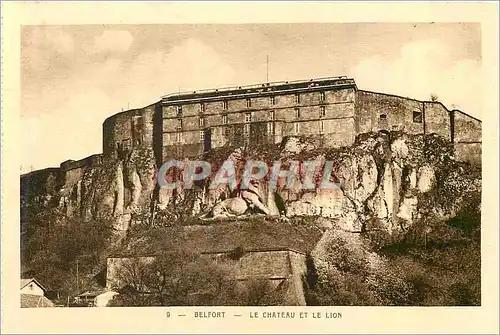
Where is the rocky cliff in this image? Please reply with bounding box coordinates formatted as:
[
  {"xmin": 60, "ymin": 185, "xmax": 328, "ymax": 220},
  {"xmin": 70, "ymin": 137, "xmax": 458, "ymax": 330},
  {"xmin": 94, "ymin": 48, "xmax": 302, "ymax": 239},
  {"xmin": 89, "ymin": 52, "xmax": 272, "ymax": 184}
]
[
  {"xmin": 21, "ymin": 130, "xmax": 481, "ymax": 244},
  {"xmin": 152, "ymin": 131, "xmax": 479, "ymax": 234},
  {"xmin": 21, "ymin": 131, "xmax": 481, "ymax": 305}
]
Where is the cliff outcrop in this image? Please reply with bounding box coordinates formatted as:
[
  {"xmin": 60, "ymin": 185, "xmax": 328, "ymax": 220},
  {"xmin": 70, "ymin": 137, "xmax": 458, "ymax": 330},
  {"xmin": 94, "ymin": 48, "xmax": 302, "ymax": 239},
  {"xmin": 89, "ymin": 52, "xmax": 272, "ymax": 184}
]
[
  {"xmin": 22, "ymin": 130, "xmax": 480, "ymax": 240},
  {"xmin": 151, "ymin": 131, "xmax": 479, "ymax": 235},
  {"xmin": 20, "ymin": 131, "xmax": 481, "ymax": 305}
]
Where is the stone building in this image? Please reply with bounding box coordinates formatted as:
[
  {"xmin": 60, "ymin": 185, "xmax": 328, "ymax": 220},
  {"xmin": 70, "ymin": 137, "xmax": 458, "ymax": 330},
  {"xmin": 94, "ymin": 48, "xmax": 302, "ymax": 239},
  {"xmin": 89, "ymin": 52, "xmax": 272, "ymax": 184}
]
[
  {"xmin": 100, "ymin": 76, "xmax": 481, "ymax": 166},
  {"xmin": 21, "ymin": 75, "xmax": 482, "ymax": 201},
  {"xmin": 200, "ymin": 248, "xmax": 308, "ymax": 306},
  {"xmin": 161, "ymin": 76, "xmax": 357, "ymax": 160}
]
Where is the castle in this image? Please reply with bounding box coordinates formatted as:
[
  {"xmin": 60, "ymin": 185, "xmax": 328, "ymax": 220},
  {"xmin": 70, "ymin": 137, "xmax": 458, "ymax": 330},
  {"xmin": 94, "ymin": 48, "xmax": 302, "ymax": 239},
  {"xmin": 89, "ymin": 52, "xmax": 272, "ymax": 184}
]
[
  {"xmin": 22, "ymin": 76, "xmax": 482, "ymax": 192},
  {"xmin": 20, "ymin": 76, "xmax": 483, "ymax": 306}
]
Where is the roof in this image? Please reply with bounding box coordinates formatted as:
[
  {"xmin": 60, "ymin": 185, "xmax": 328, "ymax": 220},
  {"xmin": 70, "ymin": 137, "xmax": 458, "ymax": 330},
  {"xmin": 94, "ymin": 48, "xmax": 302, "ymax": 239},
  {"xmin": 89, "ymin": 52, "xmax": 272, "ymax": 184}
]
[
  {"xmin": 21, "ymin": 294, "xmax": 54, "ymax": 308},
  {"xmin": 20, "ymin": 278, "xmax": 46, "ymax": 292},
  {"xmin": 161, "ymin": 76, "xmax": 357, "ymax": 103},
  {"xmin": 76, "ymin": 289, "xmax": 107, "ymax": 298}
]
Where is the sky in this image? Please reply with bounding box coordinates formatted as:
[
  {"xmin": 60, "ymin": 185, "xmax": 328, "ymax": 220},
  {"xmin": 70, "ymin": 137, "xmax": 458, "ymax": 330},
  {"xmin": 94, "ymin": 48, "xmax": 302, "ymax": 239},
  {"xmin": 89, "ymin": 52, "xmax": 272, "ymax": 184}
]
[{"xmin": 21, "ymin": 23, "xmax": 482, "ymax": 173}]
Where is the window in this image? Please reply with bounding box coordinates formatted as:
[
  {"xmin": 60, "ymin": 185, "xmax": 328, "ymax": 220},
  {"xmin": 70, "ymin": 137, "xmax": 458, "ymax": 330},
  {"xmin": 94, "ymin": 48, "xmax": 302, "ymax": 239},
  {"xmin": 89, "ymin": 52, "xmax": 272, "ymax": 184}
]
[
  {"xmin": 294, "ymin": 122, "xmax": 300, "ymax": 134},
  {"xmin": 177, "ymin": 105, "xmax": 183, "ymax": 115},
  {"xmin": 269, "ymin": 110, "xmax": 275, "ymax": 120},
  {"xmin": 295, "ymin": 94, "xmax": 301, "ymax": 104},
  {"xmin": 267, "ymin": 122, "xmax": 275, "ymax": 134},
  {"xmin": 176, "ymin": 132, "xmax": 183, "ymax": 143},
  {"xmin": 320, "ymin": 106, "xmax": 326, "ymax": 118},
  {"xmin": 199, "ymin": 117, "xmax": 205, "ymax": 127},
  {"xmin": 320, "ymin": 120, "xmax": 325, "ymax": 134},
  {"xmin": 245, "ymin": 112, "xmax": 252, "ymax": 123},
  {"xmin": 270, "ymin": 96, "xmax": 276, "ymax": 105},
  {"xmin": 319, "ymin": 91, "xmax": 326, "ymax": 102},
  {"xmin": 223, "ymin": 101, "xmax": 228, "ymax": 110},
  {"xmin": 246, "ymin": 98, "xmax": 252, "ymax": 108},
  {"xmin": 176, "ymin": 118, "xmax": 183, "ymax": 130},
  {"xmin": 223, "ymin": 126, "xmax": 230, "ymax": 137},
  {"xmin": 200, "ymin": 131, "xmax": 205, "ymax": 142},
  {"xmin": 200, "ymin": 103, "xmax": 205, "ymax": 112},
  {"xmin": 413, "ymin": 110, "xmax": 423, "ymax": 123},
  {"xmin": 379, "ymin": 114, "xmax": 387, "ymax": 120},
  {"xmin": 244, "ymin": 124, "xmax": 250, "ymax": 137},
  {"xmin": 294, "ymin": 108, "xmax": 300, "ymax": 119},
  {"xmin": 222, "ymin": 114, "xmax": 228, "ymax": 125}
]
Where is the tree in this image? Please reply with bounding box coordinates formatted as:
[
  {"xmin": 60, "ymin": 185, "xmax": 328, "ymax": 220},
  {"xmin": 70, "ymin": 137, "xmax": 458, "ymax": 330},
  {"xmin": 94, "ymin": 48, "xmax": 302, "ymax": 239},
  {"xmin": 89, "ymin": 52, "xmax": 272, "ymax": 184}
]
[
  {"xmin": 108, "ymin": 251, "xmax": 290, "ymax": 306},
  {"xmin": 22, "ymin": 214, "xmax": 114, "ymax": 298},
  {"xmin": 108, "ymin": 251, "xmax": 240, "ymax": 306},
  {"xmin": 430, "ymin": 93, "xmax": 439, "ymax": 102}
]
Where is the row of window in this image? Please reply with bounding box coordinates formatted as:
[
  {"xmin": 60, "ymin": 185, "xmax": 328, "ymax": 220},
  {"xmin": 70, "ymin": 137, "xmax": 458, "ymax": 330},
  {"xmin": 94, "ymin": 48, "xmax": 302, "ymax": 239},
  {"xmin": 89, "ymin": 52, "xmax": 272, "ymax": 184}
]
[
  {"xmin": 378, "ymin": 111, "xmax": 423, "ymax": 124},
  {"xmin": 174, "ymin": 109, "xmax": 422, "ymax": 133},
  {"xmin": 171, "ymin": 120, "xmax": 327, "ymax": 144},
  {"xmin": 170, "ymin": 111, "xmax": 423, "ymax": 143},
  {"xmin": 174, "ymin": 107, "xmax": 328, "ymax": 130},
  {"xmin": 175, "ymin": 92, "xmax": 327, "ymax": 114}
]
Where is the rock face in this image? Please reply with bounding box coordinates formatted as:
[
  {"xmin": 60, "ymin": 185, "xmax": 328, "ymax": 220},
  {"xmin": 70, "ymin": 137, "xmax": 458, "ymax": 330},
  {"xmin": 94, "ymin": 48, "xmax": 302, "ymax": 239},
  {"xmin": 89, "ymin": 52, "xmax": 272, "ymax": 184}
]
[
  {"xmin": 22, "ymin": 146, "xmax": 157, "ymax": 238},
  {"xmin": 148, "ymin": 132, "xmax": 478, "ymax": 236},
  {"xmin": 21, "ymin": 131, "xmax": 480, "ymax": 239},
  {"xmin": 20, "ymin": 130, "xmax": 481, "ymax": 307}
]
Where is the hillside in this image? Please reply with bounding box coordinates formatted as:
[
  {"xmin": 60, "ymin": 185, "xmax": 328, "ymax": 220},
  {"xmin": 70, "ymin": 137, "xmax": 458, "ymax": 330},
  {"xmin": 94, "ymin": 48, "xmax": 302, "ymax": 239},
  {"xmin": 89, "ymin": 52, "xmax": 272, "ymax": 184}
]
[{"xmin": 20, "ymin": 131, "xmax": 481, "ymax": 306}]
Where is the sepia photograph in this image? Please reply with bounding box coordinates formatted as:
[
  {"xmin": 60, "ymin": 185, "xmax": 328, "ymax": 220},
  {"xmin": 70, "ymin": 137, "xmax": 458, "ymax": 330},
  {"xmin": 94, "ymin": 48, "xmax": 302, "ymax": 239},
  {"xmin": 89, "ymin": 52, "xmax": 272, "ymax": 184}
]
[
  {"xmin": 19, "ymin": 22, "xmax": 483, "ymax": 308},
  {"xmin": 2, "ymin": 2, "xmax": 499, "ymax": 334}
]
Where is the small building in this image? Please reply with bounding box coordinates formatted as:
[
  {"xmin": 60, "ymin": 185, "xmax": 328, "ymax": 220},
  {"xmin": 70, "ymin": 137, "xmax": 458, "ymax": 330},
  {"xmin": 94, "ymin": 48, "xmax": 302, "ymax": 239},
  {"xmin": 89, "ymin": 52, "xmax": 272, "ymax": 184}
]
[
  {"xmin": 201, "ymin": 248, "xmax": 308, "ymax": 306},
  {"xmin": 20, "ymin": 278, "xmax": 54, "ymax": 308},
  {"xmin": 74, "ymin": 289, "xmax": 119, "ymax": 307}
]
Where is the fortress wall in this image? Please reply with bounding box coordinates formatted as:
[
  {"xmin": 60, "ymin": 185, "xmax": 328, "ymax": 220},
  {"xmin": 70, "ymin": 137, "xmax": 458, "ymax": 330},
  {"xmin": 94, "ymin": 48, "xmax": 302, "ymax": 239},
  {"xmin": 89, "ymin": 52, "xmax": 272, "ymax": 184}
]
[
  {"xmin": 423, "ymin": 101, "xmax": 451, "ymax": 140},
  {"xmin": 282, "ymin": 117, "xmax": 355, "ymax": 147},
  {"xmin": 103, "ymin": 110, "xmax": 135, "ymax": 157},
  {"xmin": 163, "ymin": 143, "xmax": 203, "ymax": 161},
  {"xmin": 202, "ymin": 249, "xmax": 307, "ymax": 306},
  {"xmin": 60, "ymin": 154, "xmax": 103, "ymax": 189},
  {"xmin": 103, "ymin": 104, "xmax": 156, "ymax": 159},
  {"xmin": 453, "ymin": 110, "xmax": 482, "ymax": 143},
  {"xmin": 141, "ymin": 104, "xmax": 156, "ymax": 146},
  {"xmin": 234, "ymin": 250, "xmax": 293, "ymax": 278},
  {"xmin": 288, "ymin": 250, "xmax": 308, "ymax": 306},
  {"xmin": 323, "ymin": 117, "xmax": 356, "ymax": 147},
  {"xmin": 355, "ymin": 91, "xmax": 425, "ymax": 135},
  {"xmin": 452, "ymin": 110, "xmax": 482, "ymax": 165}
]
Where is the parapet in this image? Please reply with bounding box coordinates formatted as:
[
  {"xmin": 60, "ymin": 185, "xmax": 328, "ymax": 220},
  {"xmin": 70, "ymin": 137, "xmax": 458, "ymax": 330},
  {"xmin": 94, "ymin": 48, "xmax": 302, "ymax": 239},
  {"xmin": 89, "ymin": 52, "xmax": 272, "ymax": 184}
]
[
  {"xmin": 60, "ymin": 154, "xmax": 103, "ymax": 172},
  {"xmin": 162, "ymin": 76, "xmax": 357, "ymax": 104}
]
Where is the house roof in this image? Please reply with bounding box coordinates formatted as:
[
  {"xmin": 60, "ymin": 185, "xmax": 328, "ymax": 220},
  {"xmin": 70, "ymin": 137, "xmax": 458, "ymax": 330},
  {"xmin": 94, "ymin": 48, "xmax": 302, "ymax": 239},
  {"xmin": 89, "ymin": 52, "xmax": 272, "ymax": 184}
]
[
  {"xmin": 76, "ymin": 289, "xmax": 107, "ymax": 298},
  {"xmin": 20, "ymin": 278, "xmax": 46, "ymax": 292},
  {"xmin": 21, "ymin": 294, "xmax": 54, "ymax": 308}
]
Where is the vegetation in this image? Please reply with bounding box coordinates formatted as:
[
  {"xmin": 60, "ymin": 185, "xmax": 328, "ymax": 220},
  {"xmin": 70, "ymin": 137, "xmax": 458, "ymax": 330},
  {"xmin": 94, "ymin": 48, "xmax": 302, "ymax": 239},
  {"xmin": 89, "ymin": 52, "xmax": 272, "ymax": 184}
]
[
  {"xmin": 305, "ymin": 195, "xmax": 481, "ymax": 306},
  {"xmin": 21, "ymin": 206, "xmax": 114, "ymax": 302},
  {"xmin": 114, "ymin": 216, "xmax": 324, "ymax": 257},
  {"xmin": 21, "ymin": 132, "xmax": 481, "ymax": 307},
  {"xmin": 108, "ymin": 250, "xmax": 289, "ymax": 307}
]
